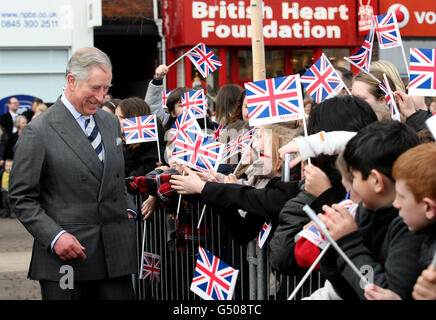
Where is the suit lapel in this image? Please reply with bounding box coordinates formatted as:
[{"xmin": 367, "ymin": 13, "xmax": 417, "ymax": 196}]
[{"xmin": 49, "ymin": 101, "xmax": 104, "ymax": 181}]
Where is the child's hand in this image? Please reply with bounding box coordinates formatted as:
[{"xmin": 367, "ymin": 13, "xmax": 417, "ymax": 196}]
[
  {"xmin": 319, "ymin": 204, "xmax": 358, "ymax": 241},
  {"xmin": 154, "ymin": 64, "xmax": 169, "ymax": 79},
  {"xmin": 278, "ymin": 141, "xmax": 302, "ymax": 168},
  {"xmin": 412, "ymin": 265, "xmax": 436, "ymax": 300},
  {"xmin": 394, "ymin": 91, "xmax": 415, "ymax": 118},
  {"xmin": 224, "ymin": 174, "xmax": 238, "ymax": 184},
  {"xmin": 304, "ymin": 165, "xmax": 331, "ymax": 197},
  {"xmin": 170, "ymin": 168, "xmax": 206, "ymax": 194},
  {"xmin": 364, "ymin": 284, "xmax": 401, "ymax": 300}
]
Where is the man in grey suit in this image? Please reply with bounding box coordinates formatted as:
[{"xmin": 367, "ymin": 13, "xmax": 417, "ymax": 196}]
[{"xmin": 9, "ymin": 47, "xmax": 137, "ymax": 300}]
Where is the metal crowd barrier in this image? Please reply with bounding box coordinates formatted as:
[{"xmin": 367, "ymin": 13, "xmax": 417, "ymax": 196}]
[{"xmin": 132, "ymin": 194, "xmax": 324, "ymax": 300}]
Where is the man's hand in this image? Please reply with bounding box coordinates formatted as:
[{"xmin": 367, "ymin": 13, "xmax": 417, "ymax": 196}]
[
  {"xmin": 318, "ymin": 204, "xmax": 358, "ymax": 241},
  {"xmin": 142, "ymin": 196, "xmax": 158, "ymax": 220},
  {"xmin": 53, "ymin": 233, "xmax": 86, "ymax": 261}
]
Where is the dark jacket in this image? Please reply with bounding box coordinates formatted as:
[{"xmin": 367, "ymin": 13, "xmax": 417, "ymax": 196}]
[
  {"xmin": 417, "ymin": 222, "xmax": 436, "ymax": 269},
  {"xmin": 268, "ymin": 171, "xmax": 346, "ymax": 276},
  {"xmin": 201, "ymin": 177, "xmax": 301, "ymax": 244},
  {"xmin": 123, "ymin": 132, "xmax": 165, "ymax": 177},
  {"xmin": 406, "ymin": 110, "xmax": 432, "ymax": 133},
  {"xmin": 321, "ymin": 203, "xmax": 425, "ymax": 300}
]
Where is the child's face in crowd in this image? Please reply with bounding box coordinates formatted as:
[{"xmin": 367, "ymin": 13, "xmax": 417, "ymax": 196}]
[
  {"xmin": 350, "ymin": 169, "xmax": 378, "ymax": 211},
  {"xmin": 351, "ymin": 80, "xmax": 385, "ymax": 111},
  {"xmin": 393, "ymin": 179, "xmax": 431, "ymax": 232},
  {"xmin": 4, "ymin": 161, "xmax": 12, "ymax": 173},
  {"xmin": 242, "ymin": 96, "xmax": 249, "ymax": 122}
]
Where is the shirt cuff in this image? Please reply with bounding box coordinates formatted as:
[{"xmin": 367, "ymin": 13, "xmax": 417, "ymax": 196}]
[
  {"xmin": 127, "ymin": 208, "xmax": 138, "ymax": 219},
  {"xmin": 50, "ymin": 230, "xmax": 66, "ymax": 253}
]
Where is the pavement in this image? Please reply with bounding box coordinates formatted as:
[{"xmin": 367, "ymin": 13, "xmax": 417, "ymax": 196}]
[{"xmin": 0, "ymin": 217, "xmax": 41, "ymax": 300}]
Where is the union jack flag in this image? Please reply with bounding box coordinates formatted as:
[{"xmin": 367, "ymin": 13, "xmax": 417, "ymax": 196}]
[
  {"xmin": 190, "ymin": 246, "xmax": 239, "ymax": 300},
  {"xmin": 140, "ymin": 252, "xmax": 161, "ymax": 282},
  {"xmin": 409, "ymin": 48, "xmax": 436, "ymax": 97},
  {"xmin": 221, "ymin": 128, "xmax": 257, "ymax": 162},
  {"xmin": 295, "ymin": 199, "xmax": 358, "ymax": 249},
  {"xmin": 169, "ymin": 108, "xmax": 203, "ymax": 145},
  {"xmin": 379, "ymin": 74, "xmax": 401, "ymax": 121},
  {"xmin": 123, "ymin": 114, "xmax": 158, "ymax": 144},
  {"xmin": 172, "ymin": 130, "xmax": 224, "ymax": 173},
  {"xmin": 344, "ymin": 23, "xmax": 374, "ymax": 73},
  {"xmin": 244, "ymin": 74, "xmax": 304, "ymax": 126},
  {"xmin": 257, "ymin": 219, "xmax": 272, "ymax": 249},
  {"xmin": 301, "ymin": 54, "xmax": 345, "ymax": 104},
  {"xmin": 162, "ymin": 89, "xmax": 171, "ymax": 109},
  {"xmin": 374, "ymin": 12, "xmax": 402, "ymax": 49},
  {"xmin": 181, "ymin": 89, "xmax": 208, "ymax": 119},
  {"xmin": 186, "ymin": 43, "xmax": 222, "ymax": 78},
  {"xmin": 211, "ymin": 121, "xmax": 226, "ymax": 140}
]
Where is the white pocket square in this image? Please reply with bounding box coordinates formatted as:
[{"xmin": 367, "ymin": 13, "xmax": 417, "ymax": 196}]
[{"xmin": 116, "ymin": 137, "xmax": 122, "ymax": 146}]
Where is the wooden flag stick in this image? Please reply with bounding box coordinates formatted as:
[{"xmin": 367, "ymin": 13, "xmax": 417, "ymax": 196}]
[
  {"xmin": 344, "ymin": 57, "xmax": 381, "ymax": 83},
  {"xmin": 302, "ymin": 205, "xmax": 371, "ymax": 287},
  {"xmin": 431, "ymin": 251, "xmax": 436, "ymax": 272},
  {"xmin": 288, "ymin": 243, "xmax": 331, "ymax": 300},
  {"xmin": 167, "ymin": 43, "xmax": 202, "ymax": 69}
]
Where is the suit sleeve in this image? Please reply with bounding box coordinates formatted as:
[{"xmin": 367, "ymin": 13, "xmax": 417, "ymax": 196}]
[{"xmin": 8, "ymin": 125, "xmax": 64, "ymax": 249}]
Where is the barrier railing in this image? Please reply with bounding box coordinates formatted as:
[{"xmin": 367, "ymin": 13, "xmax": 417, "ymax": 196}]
[{"xmin": 133, "ymin": 195, "xmax": 324, "ymax": 300}]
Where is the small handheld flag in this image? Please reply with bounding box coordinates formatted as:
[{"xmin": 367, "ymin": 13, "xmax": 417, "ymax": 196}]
[
  {"xmin": 140, "ymin": 252, "xmax": 161, "ymax": 282},
  {"xmin": 345, "ymin": 22, "xmax": 375, "ymax": 74},
  {"xmin": 123, "ymin": 115, "xmax": 158, "ymax": 144},
  {"xmin": 162, "ymin": 89, "xmax": 171, "ymax": 109},
  {"xmin": 374, "ymin": 12, "xmax": 402, "ymax": 49},
  {"xmin": 170, "ymin": 108, "xmax": 204, "ymax": 145},
  {"xmin": 181, "ymin": 89, "xmax": 208, "ymax": 119},
  {"xmin": 245, "ymin": 74, "xmax": 304, "ymax": 126},
  {"xmin": 190, "ymin": 246, "xmax": 239, "ymax": 300},
  {"xmin": 186, "ymin": 43, "xmax": 222, "ymax": 78},
  {"xmin": 221, "ymin": 128, "xmax": 257, "ymax": 163},
  {"xmin": 379, "ymin": 73, "xmax": 401, "ymax": 121},
  {"xmin": 172, "ymin": 130, "xmax": 224, "ymax": 174},
  {"xmin": 408, "ymin": 48, "xmax": 436, "ymax": 97},
  {"xmin": 123, "ymin": 114, "xmax": 161, "ymax": 162},
  {"xmin": 257, "ymin": 219, "xmax": 272, "ymax": 249},
  {"xmin": 301, "ymin": 54, "xmax": 346, "ymax": 104}
]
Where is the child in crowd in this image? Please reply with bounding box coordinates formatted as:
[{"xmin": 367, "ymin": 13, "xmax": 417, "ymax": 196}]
[
  {"xmin": 1, "ymin": 159, "xmax": 14, "ymax": 218},
  {"xmin": 318, "ymin": 120, "xmax": 425, "ymax": 299},
  {"xmin": 364, "ymin": 142, "xmax": 436, "ymax": 300}
]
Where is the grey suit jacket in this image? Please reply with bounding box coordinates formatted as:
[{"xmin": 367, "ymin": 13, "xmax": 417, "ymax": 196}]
[{"xmin": 9, "ymin": 99, "xmax": 137, "ymax": 281}]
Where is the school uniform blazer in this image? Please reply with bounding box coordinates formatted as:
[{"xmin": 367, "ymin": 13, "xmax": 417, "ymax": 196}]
[{"xmin": 9, "ymin": 99, "xmax": 137, "ymax": 282}]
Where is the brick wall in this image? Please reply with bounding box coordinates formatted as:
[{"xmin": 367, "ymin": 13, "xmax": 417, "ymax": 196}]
[{"xmin": 102, "ymin": 0, "xmax": 155, "ymax": 18}]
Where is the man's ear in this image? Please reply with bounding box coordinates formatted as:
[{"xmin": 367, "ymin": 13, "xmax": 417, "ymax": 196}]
[
  {"xmin": 423, "ymin": 197, "xmax": 436, "ymax": 221},
  {"xmin": 370, "ymin": 169, "xmax": 385, "ymax": 194},
  {"xmin": 66, "ymin": 73, "xmax": 76, "ymax": 90}
]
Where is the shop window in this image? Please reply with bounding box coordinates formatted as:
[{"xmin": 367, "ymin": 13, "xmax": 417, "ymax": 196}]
[
  {"xmin": 291, "ymin": 49, "xmax": 314, "ymax": 74},
  {"xmin": 323, "ymin": 48, "xmax": 350, "ymax": 69},
  {"xmin": 238, "ymin": 50, "xmax": 285, "ymax": 80}
]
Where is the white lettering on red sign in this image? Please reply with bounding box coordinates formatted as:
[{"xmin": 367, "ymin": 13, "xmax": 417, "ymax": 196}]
[{"xmin": 193, "ymin": 1, "xmax": 349, "ymax": 40}]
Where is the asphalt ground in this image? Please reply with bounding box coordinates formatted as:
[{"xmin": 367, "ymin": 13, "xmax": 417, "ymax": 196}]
[{"xmin": 0, "ymin": 217, "xmax": 41, "ymax": 300}]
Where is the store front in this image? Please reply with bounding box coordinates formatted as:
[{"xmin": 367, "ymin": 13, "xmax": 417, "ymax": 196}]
[{"xmin": 162, "ymin": 0, "xmax": 362, "ymax": 103}]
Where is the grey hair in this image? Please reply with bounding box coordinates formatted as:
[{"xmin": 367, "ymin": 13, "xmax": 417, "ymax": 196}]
[
  {"xmin": 14, "ymin": 115, "xmax": 27, "ymax": 129},
  {"xmin": 66, "ymin": 47, "xmax": 112, "ymax": 83}
]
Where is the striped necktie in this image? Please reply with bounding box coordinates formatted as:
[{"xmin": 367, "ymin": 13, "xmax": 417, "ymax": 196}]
[{"xmin": 84, "ymin": 116, "xmax": 104, "ymax": 164}]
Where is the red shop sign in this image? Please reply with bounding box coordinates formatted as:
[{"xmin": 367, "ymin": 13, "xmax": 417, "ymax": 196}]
[{"xmin": 163, "ymin": 0, "xmax": 358, "ymax": 48}]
